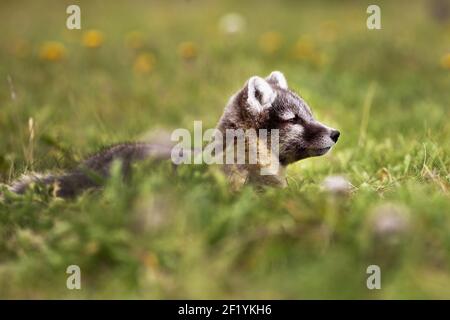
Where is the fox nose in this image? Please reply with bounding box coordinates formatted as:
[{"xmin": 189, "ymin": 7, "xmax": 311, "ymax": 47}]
[{"xmin": 330, "ymin": 130, "xmax": 340, "ymax": 143}]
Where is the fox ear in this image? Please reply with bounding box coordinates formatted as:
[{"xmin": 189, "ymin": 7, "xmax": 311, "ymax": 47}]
[
  {"xmin": 247, "ymin": 76, "xmax": 276, "ymax": 114},
  {"xmin": 266, "ymin": 71, "xmax": 288, "ymax": 89}
]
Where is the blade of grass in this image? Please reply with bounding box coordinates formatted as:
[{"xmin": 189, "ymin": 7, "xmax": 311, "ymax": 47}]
[{"xmin": 358, "ymin": 82, "xmax": 377, "ymax": 147}]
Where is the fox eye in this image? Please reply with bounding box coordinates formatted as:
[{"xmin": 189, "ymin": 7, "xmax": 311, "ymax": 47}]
[
  {"xmin": 286, "ymin": 115, "xmax": 299, "ymax": 123},
  {"xmin": 279, "ymin": 111, "xmax": 300, "ymax": 123}
]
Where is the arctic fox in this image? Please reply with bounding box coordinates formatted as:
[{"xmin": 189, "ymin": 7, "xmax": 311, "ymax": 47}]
[{"xmin": 5, "ymin": 71, "xmax": 339, "ymax": 198}]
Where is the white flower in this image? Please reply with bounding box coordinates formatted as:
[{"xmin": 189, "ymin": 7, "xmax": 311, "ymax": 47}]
[
  {"xmin": 370, "ymin": 203, "xmax": 410, "ymax": 241},
  {"xmin": 321, "ymin": 175, "xmax": 351, "ymax": 195},
  {"xmin": 219, "ymin": 13, "xmax": 246, "ymax": 35}
]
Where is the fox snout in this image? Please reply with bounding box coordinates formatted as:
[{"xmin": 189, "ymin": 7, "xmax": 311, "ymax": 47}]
[
  {"xmin": 279, "ymin": 120, "xmax": 340, "ymax": 163},
  {"xmin": 311, "ymin": 124, "xmax": 340, "ymax": 150},
  {"xmin": 301, "ymin": 119, "xmax": 340, "ymax": 147}
]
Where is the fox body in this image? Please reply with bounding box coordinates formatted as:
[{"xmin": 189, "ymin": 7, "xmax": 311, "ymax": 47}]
[
  {"xmin": 5, "ymin": 71, "xmax": 339, "ymax": 198},
  {"xmin": 8, "ymin": 142, "xmax": 173, "ymax": 198}
]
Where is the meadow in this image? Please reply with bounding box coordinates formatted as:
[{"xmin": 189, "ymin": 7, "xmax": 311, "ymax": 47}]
[{"xmin": 0, "ymin": 0, "xmax": 449, "ymax": 298}]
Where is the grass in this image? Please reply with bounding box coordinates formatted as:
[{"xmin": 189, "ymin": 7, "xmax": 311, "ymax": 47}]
[{"xmin": 0, "ymin": 0, "xmax": 449, "ymax": 298}]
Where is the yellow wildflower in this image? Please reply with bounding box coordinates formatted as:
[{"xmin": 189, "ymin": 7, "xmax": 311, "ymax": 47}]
[
  {"xmin": 259, "ymin": 31, "xmax": 283, "ymax": 55},
  {"xmin": 39, "ymin": 41, "xmax": 67, "ymax": 61},
  {"xmin": 133, "ymin": 52, "xmax": 156, "ymax": 74},
  {"xmin": 440, "ymin": 53, "xmax": 450, "ymax": 69},
  {"xmin": 319, "ymin": 20, "xmax": 337, "ymax": 42},
  {"xmin": 292, "ymin": 36, "xmax": 326, "ymax": 67},
  {"xmin": 125, "ymin": 31, "xmax": 145, "ymax": 50},
  {"xmin": 178, "ymin": 41, "xmax": 197, "ymax": 61},
  {"xmin": 82, "ymin": 30, "xmax": 104, "ymax": 48},
  {"xmin": 292, "ymin": 37, "xmax": 315, "ymax": 60}
]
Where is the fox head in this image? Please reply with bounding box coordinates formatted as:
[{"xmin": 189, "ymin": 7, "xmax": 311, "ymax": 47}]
[{"xmin": 217, "ymin": 71, "xmax": 340, "ymax": 166}]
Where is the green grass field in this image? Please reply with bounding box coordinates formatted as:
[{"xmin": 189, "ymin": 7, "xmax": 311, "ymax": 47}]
[{"xmin": 0, "ymin": 0, "xmax": 449, "ymax": 298}]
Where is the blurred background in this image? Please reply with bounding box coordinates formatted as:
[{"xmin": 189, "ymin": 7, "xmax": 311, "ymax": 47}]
[{"xmin": 0, "ymin": 0, "xmax": 449, "ymax": 299}]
